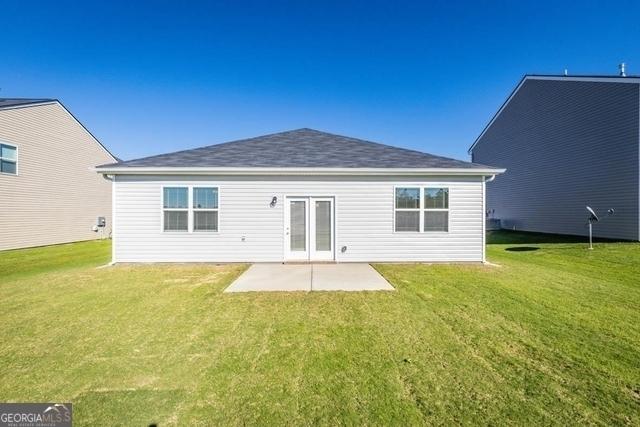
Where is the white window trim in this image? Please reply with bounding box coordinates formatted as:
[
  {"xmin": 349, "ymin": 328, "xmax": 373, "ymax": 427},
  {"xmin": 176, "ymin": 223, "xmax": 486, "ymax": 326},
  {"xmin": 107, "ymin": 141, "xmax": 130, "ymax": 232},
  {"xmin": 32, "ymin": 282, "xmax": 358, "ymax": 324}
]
[
  {"xmin": 160, "ymin": 185, "xmax": 220, "ymax": 233},
  {"xmin": 192, "ymin": 185, "xmax": 219, "ymax": 232},
  {"xmin": 0, "ymin": 142, "xmax": 18, "ymax": 176},
  {"xmin": 393, "ymin": 185, "xmax": 450, "ymax": 233},
  {"xmin": 423, "ymin": 188, "xmax": 450, "ymax": 233}
]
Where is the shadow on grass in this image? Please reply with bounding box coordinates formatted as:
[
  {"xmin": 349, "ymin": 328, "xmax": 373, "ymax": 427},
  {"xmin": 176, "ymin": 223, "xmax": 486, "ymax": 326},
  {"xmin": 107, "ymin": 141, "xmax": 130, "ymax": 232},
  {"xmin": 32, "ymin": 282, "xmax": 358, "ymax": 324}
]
[
  {"xmin": 487, "ymin": 230, "xmax": 621, "ymax": 245},
  {"xmin": 505, "ymin": 246, "xmax": 540, "ymax": 252}
]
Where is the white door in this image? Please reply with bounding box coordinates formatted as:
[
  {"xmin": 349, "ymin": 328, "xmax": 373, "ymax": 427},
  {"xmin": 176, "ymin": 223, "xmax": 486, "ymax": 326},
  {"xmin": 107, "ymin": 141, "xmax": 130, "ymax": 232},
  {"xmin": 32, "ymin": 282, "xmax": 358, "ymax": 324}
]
[{"xmin": 285, "ymin": 197, "xmax": 334, "ymax": 261}]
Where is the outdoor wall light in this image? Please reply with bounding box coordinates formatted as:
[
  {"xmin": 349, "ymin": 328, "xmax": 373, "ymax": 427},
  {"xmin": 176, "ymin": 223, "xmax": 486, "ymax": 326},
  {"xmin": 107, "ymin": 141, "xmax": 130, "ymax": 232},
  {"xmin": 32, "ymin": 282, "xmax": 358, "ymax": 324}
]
[{"xmin": 270, "ymin": 196, "xmax": 278, "ymax": 207}]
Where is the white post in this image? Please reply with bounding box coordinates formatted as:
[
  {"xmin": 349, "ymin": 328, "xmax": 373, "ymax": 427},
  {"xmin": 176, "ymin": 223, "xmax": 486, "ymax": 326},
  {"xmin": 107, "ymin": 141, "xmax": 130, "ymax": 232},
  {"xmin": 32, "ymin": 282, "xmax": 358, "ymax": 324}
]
[{"xmin": 588, "ymin": 222, "xmax": 593, "ymax": 250}]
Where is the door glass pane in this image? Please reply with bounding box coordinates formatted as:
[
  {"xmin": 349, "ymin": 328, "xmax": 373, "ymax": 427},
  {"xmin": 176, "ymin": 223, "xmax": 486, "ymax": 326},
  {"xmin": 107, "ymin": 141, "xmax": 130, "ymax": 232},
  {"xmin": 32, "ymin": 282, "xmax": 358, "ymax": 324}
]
[
  {"xmin": 315, "ymin": 201, "xmax": 331, "ymax": 251},
  {"xmin": 290, "ymin": 201, "xmax": 306, "ymax": 251}
]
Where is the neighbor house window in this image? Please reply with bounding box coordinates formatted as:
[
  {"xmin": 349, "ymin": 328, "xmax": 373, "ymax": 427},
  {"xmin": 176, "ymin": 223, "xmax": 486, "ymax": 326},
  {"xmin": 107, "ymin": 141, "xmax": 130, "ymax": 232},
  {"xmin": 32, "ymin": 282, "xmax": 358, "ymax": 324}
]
[
  {"xmin": 163, "ymin": 187, "xmax": 188, "ymax": 231},
  {"xmin": 424, "ymin": 188, "xmax": 449, "ymax": 232},
  {"xmin": 0, "ymin": 143, "xmax": 17, "ymax": 175},
  {"xmin": 193, "ymin": 187, "xmax": 218, "ymax": 231},
  {"xmin": 395, "ymin": 187, "xmax": 420, "ymax": 232}
]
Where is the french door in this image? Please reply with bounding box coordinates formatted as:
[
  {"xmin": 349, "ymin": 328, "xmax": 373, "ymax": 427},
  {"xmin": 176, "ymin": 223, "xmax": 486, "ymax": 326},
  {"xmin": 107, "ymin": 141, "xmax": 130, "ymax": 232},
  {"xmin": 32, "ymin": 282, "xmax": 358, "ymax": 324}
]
[{"xmin": 285, "ymin": 197, "xmax": 334, "ymax": 261}]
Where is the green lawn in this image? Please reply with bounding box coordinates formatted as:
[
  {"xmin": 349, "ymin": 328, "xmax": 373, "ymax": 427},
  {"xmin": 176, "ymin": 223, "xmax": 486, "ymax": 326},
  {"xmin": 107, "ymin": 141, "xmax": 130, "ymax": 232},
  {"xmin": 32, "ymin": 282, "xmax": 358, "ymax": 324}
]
[{"xmin": 1, "ymin": 233, "xmax": 639, "ymax": 425}]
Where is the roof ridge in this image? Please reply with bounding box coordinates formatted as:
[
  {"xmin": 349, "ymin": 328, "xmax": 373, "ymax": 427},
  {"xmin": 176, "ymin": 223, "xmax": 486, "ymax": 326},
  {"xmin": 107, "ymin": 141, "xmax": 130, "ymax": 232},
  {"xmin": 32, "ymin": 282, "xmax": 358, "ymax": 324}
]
[{"xmin": 116, "ymin": 128, "xmax": 309, "ymax": 165}]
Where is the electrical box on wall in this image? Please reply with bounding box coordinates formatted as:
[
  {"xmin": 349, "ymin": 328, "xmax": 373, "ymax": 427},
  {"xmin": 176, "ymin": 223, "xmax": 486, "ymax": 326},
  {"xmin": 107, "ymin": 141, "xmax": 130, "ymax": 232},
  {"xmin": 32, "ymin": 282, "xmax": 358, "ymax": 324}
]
[{"xmin": 97, "ymin": 217, "xmax": 106, "ymax": 227}]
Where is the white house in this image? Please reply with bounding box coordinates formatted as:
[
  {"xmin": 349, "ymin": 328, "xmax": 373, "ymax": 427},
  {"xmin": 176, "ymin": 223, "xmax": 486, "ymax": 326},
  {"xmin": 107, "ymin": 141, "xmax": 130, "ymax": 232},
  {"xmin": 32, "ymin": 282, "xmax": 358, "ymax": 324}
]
[{"xmin": 95, "ymin": 129, "xmax": 504, "ymax": 263}]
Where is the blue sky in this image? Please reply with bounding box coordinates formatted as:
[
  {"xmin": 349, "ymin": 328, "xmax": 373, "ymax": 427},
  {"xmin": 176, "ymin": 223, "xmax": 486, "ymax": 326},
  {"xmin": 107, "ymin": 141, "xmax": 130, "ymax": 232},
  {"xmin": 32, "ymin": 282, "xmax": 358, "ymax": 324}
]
[{"xmin": 2, "ymin": 1, "xmax": 639, "ymax": 161}]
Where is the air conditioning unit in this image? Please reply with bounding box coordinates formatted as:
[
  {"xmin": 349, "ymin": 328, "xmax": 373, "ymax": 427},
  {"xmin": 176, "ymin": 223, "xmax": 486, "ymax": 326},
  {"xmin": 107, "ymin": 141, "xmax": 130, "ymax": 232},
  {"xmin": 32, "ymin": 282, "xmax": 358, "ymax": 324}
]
[{"xmin": 486, "ymin": 218, "xmax": 501, "ymax": 231}]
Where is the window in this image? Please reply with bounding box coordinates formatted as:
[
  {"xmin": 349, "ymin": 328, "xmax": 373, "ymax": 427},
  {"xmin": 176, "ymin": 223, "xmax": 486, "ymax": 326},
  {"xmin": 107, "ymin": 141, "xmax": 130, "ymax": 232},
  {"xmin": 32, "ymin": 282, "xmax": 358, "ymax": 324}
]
[
  {"xmin": 424, "ymin": 188, "xmax": 449, "ymax": 232},
  {"xmin": 395, "ymin": 188, "xmax": 420, "ymax": 232},
  {"xmin": 162, "ymin": 186, "xmax": 219, "ymax": 232},
  {"xmin": 163, "ymin": 187, "xmax": 188, "ymax": 231},
  {"xmin": 193, "ymin": 187, "xmax": 218, "ymax": 231},
  {"xmin": 394, "ymin": 186, "xmax": 450, "ymax": 232},
  {"xmin": 0, "ymin": 143, "xmax": 17, "ymax": 175}
]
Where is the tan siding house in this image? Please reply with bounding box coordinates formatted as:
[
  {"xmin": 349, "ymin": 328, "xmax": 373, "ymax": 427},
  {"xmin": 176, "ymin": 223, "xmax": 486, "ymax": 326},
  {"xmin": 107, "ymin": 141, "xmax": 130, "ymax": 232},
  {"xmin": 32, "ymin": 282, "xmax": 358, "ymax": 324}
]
[{"xmin": 0, "ymin": 99, "xmax": 117, "ymax": 251}]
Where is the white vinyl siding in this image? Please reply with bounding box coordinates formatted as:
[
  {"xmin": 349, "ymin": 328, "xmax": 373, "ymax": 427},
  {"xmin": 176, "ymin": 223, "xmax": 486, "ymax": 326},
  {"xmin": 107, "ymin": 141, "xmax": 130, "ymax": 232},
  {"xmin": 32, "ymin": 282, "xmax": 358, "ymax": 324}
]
[{"xmin": 112, "ymin": 174, "xmax": 484, "ymax": 263}]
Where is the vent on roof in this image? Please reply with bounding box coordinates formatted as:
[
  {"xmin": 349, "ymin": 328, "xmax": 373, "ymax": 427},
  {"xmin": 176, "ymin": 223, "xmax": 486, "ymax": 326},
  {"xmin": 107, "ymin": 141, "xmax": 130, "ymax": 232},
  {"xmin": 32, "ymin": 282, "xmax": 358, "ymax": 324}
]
[{"xmin": 619, "ymin": 62, "xmax": 626, "ymax": 77}]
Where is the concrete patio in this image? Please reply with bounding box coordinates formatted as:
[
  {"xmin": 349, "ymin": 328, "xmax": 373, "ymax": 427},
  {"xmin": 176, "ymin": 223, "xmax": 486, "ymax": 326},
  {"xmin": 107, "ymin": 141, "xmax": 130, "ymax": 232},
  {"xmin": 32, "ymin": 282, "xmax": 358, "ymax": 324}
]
[{"xmin": 224, "ymin": 263, "xmax": 395, "ymax": 292}]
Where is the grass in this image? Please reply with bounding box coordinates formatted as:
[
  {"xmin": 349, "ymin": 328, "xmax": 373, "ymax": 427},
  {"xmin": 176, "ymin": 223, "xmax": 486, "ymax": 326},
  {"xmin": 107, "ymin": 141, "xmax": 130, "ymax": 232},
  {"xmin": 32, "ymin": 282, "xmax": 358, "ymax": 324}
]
[
  {"xmin": 0, "ymin": 233, "xmax": 639, "ymax": 425},
  {"xmin": 0, "ymin": 240, "xmax": 111, "ymax": 280}
]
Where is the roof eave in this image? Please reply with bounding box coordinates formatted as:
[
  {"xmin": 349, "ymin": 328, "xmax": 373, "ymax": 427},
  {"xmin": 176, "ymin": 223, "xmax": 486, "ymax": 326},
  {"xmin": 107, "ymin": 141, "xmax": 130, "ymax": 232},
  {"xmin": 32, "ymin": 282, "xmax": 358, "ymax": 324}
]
[
  {"xmin": 94, "ymin": 166, "xmax": 506, "ymax": 176},
  {"xmin": 0, "ymin": 100, "xmax": 58, "ymax": 110}
]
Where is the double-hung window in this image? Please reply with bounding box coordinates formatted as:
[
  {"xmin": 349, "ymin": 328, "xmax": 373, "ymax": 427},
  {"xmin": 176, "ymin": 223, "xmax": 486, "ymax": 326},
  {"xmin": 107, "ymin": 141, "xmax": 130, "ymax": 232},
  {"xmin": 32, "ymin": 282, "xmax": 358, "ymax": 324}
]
[
  {"xmin": 193, "ymin": 187, "xmax": 218, "ymax": 231},
  {"xmin": 424, "ymin": 188, "xmax": 449, "ymax": 232},
  {"xmin": 163, "ymin": 187, "xmax": 189, "ymax": 231},
  {"xmin": 395, "ymin": 188, "xmax": 421, "ymax": 232},
  {"xmin": 394, "ymin": 186, "xmax": 449, "ymax": 232},
  {"xmin": 162, "ymin": 186, "xmax": 219, "ymax": 232},
  {"xmin": 0, "ymin": 143, "xmax": 17, "ymax": 175}
]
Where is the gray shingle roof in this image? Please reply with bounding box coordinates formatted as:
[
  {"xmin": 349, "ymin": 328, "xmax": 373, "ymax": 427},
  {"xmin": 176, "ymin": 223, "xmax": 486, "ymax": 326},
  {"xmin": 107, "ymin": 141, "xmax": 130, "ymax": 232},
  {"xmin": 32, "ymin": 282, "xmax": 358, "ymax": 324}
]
[
  {"xmin": 99, "ymin": 128, "xmax": 492, "ymax": 169},
  {"xmin": 0, "ymin": 98, "xmax": 55, "ymax": 108}
]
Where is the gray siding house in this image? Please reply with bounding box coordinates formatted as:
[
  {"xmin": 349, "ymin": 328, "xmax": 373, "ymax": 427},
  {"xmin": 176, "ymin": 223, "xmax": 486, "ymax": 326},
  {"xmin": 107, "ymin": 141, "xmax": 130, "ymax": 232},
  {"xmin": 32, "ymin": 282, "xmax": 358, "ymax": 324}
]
[
  {"xmin": 0, "ymin": 99, "xmax": 118, "ymax": 250},
  {"xmin": 470, "ymin": 75, "xmax": 639, "ymax": 241}
]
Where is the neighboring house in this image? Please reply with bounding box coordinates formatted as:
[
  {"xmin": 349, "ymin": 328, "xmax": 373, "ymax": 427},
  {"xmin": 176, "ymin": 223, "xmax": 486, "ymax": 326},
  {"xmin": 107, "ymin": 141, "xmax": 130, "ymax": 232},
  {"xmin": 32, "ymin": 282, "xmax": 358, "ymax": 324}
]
[
  {"xmin": 95, "ymin": 129, "xmax": 504, "ymax": 263},
  {"xmin": 470, "ymin": 75, "xmax": 640, "ymax": 241},
  {"xmin": 0, "ymin": 98, "xmax": 118, "ymax": 251}
]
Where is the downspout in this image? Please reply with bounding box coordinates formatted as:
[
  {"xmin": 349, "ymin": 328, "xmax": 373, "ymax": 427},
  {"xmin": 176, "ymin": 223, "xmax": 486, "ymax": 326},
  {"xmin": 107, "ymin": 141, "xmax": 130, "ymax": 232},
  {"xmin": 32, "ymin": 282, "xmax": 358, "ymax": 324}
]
[
  {"xmin": 482, "ymin": 175, "xmax": 496, "ymax": 263},
  {"xmin": 482, "ymin": 176, "xmax": 486, "ymax": 263},
  {"xmin": 111, "ymin": 174, "xmax": 116, "ymax": 265},
  {"xmin": 100, "ymin": 174, "xmax": 116, "ymax": 264}
]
